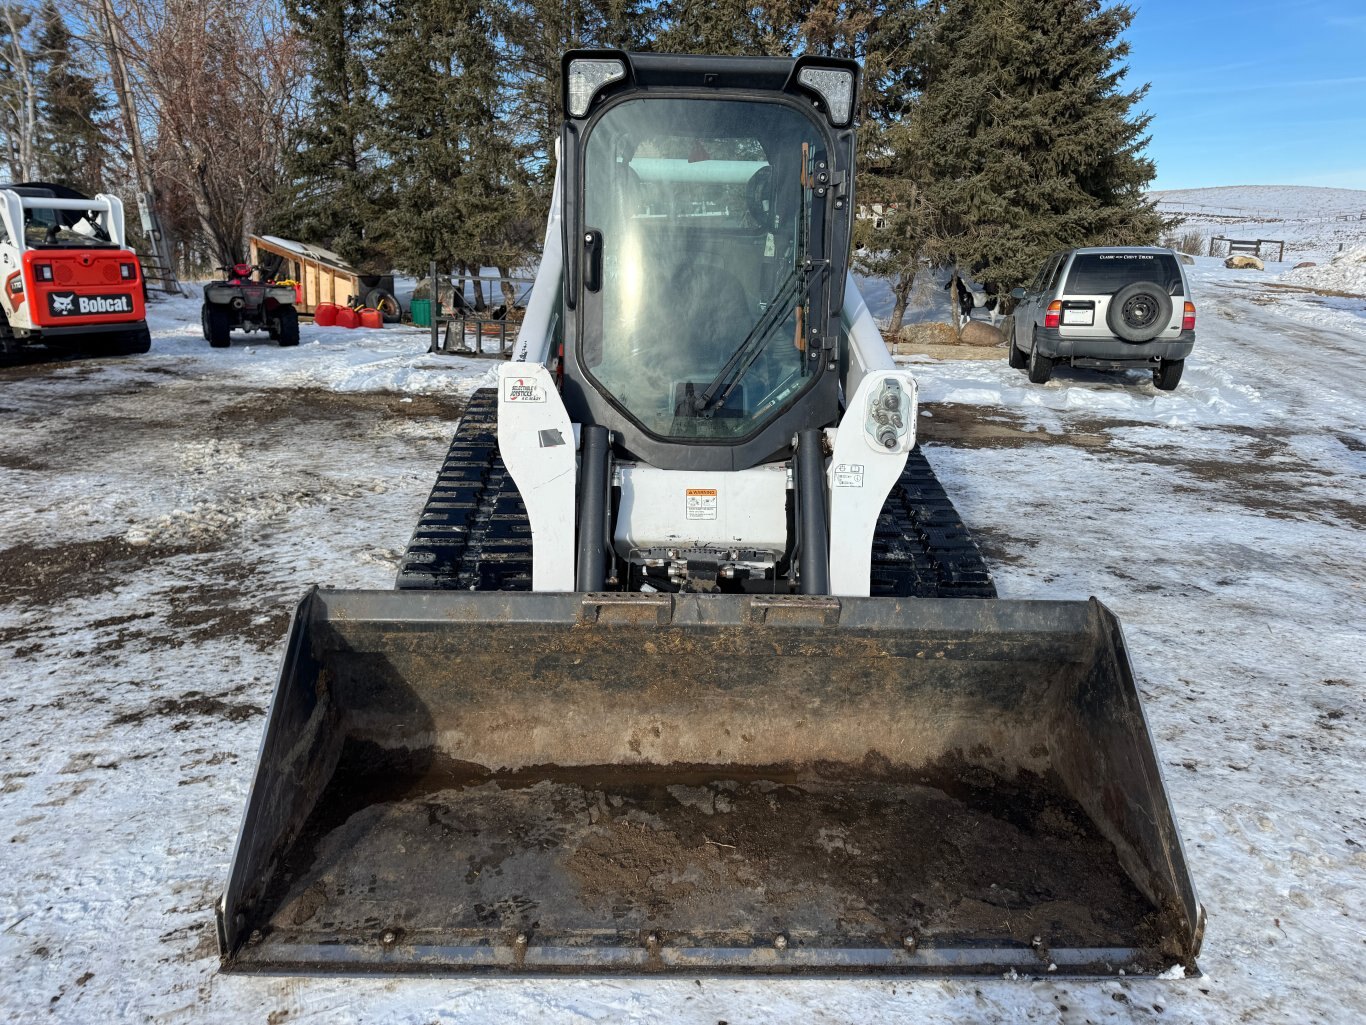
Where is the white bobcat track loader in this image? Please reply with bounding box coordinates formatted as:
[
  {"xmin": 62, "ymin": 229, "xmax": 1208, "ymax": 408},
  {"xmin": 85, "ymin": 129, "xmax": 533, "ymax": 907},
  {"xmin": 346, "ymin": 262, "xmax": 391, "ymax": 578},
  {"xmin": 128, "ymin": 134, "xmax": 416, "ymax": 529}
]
[{"xmin": 217, "ymin": 51, "xmax": 1203, "ymax": 976}]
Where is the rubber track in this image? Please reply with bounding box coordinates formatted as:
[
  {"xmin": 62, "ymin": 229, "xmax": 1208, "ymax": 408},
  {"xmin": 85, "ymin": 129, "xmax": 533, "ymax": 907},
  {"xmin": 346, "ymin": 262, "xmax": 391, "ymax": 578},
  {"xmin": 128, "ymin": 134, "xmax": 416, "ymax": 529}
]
[
  {"xmin": 397, "ymin": 388, "xmax": 996, "ymax": 598},
  {"xmin": 395, "ymin": 389, "xmax": 532, "ymax": 591},
  {"xmin": 869, "ymin": 448, "xmax": 997, "ymax": 599}
]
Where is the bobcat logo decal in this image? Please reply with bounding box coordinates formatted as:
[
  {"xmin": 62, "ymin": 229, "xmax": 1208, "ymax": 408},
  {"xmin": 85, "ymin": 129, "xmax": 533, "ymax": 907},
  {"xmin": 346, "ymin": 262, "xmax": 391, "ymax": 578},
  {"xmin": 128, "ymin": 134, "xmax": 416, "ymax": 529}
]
[{"xmin": 46, "ymin": 291, "xmax": 133, "ymax": 317}]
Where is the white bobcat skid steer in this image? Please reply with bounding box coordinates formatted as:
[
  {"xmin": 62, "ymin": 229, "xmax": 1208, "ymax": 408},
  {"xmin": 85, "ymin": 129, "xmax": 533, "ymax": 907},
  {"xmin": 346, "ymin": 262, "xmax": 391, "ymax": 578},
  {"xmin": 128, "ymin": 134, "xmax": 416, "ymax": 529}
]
[{"xmin": 218, "ymin": 52, "xmax": 1202, "ymax": 976}]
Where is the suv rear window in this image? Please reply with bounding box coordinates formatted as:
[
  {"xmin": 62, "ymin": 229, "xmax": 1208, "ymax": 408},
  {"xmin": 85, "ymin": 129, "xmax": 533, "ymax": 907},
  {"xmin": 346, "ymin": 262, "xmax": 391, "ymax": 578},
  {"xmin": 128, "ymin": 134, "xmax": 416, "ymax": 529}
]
[{"xmin": 1065, "ymin": 253, "xmax": 1184, "ymax": 296}]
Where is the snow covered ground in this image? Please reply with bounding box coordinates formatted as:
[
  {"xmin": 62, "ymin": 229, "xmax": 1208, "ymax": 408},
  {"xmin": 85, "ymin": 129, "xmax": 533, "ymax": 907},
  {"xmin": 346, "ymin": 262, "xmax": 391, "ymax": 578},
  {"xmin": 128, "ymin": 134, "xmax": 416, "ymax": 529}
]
[
  {"xmin": 1, "ymin": 270, "xmax": 1363, "ymax": 1023},
  {"xmin": 1149, "ymin": 184, "xmax": 1366, "ymax": 263},
  {"xmin": 1281, "ymin": 245, "xmax": 1366, "ymax": 296}
]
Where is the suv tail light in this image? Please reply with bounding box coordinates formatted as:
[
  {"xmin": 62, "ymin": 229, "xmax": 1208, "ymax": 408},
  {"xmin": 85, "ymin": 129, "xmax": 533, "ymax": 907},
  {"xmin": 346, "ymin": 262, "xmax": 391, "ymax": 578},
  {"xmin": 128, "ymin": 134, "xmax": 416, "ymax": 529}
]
[
  {"xmin": 120, "ymin": 262, "xmax": 138, "ymax": 280},
  {"xmin": 1044, "ymin": 300, "xmax": 1062, "ymax": 329},
  {"xmin": 34, "ymin": 262, "xmax": 53, "ymax": 282},
  {"xmin": 1182, "ymin": 301, "xmax": 1196, "ymax": 332}
]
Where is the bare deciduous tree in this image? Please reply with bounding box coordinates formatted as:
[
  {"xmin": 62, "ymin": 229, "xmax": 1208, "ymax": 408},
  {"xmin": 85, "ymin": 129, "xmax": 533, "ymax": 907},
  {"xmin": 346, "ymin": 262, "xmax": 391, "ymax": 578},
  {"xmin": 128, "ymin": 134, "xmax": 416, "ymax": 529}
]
[
  {"xmin": 0, "ymin": 2, "xmax": 40, "ymax": 180},
  {"xmin": 71, "ymin": 0, "xmax": 303, "ymax": 267}
]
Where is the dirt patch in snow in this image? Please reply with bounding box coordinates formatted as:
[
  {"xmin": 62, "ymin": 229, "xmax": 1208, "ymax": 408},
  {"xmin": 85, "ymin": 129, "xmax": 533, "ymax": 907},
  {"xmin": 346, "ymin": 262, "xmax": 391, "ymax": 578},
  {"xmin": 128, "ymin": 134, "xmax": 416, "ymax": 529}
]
[
  {"xmin": 0, "ymin": 450, "xmax": 47, "ymax": 471},
  {"xmin": 0, "ymin": 351, "xmax": 101, "ymax": 374},
  {"xmin": 970, "ymin": 527, "xmax": 1041, "ymax": 568},
  {"xmin": 1141, "ymin": 450, "xmax": 1366, "ymax": 528},
  {"xmin": 917, "ymin": 404, "xmax": 1122, "ymax": 449},
  {"xmin": 0, "ymin": 535, "xmax": 215, "ymax": 606},
  {"xmin": 212, "ymin": 387, "xmax": 464, "ymax": 430},
  {"xmin": 920, "ymin": 408, "xmax": 1362, "ymax": 528},
  {"xmin": 162, "ymin": 582, "xmax": 291, "ymax": 651},
  {"xmin": 110, "ymin": 691, "xmax": 262, "ymax": 731}
]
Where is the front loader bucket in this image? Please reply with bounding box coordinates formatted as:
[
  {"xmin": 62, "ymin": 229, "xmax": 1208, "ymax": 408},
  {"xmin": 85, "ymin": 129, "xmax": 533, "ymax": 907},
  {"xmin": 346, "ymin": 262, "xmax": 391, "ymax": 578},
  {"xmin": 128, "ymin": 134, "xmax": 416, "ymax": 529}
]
[{"xmin": 218, "ymin": 589, "xmax": 1202, "ymax": 975}]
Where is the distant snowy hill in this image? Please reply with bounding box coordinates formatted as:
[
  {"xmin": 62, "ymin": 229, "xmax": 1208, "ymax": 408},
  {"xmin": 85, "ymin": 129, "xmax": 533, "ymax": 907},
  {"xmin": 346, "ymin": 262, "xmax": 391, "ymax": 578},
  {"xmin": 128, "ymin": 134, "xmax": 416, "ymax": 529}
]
[{"xmin": 1147, "ymin": 185, "xmax": 1366, "ymax": 262}]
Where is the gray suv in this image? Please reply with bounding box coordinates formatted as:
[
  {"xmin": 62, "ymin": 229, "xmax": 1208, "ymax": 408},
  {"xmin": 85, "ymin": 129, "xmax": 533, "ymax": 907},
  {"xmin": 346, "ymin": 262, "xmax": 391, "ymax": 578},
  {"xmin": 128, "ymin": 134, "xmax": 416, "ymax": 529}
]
[{"xmin": 1005, "ymin": 246, "xmax": 1195, "ymax": 390}]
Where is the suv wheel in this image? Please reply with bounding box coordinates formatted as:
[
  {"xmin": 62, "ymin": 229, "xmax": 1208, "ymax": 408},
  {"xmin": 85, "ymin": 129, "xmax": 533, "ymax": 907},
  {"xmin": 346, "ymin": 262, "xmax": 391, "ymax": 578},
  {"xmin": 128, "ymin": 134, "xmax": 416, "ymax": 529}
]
[
  {"xmin": 1027, "ymin": 342, "xmax": 1053, "ymax": 384},
  {"xmin": 1154, "ymin": 358, "xmax": 1184, "ymax": 391},
  {"xmin": 1108, "ymin": 282, "xmax": 1173, "ymax": 343}
]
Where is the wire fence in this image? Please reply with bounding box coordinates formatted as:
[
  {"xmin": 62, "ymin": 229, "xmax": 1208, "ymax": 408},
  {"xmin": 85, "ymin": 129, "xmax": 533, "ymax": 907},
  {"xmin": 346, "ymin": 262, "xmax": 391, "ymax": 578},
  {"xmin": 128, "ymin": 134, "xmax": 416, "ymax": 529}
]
[{"xmin": 1155, "ymin": 200, "xmax": 1366, "ymax": 224}]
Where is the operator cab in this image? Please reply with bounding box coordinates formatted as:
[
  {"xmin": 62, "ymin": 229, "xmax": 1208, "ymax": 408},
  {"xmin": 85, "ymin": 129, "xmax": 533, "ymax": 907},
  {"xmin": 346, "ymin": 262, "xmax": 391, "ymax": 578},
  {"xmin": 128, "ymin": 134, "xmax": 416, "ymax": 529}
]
[
  {"xmin": 559, "ymin": 52, "xmax": 859, "ymax": 472},
  {"xmin": 3, "ymin": 183, "xmax": 117, "ymax": 250}
]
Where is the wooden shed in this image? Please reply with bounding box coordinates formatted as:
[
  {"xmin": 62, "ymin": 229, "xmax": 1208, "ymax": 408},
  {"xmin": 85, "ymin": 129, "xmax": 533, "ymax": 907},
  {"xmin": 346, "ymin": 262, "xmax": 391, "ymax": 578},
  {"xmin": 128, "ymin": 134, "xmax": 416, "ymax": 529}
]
[{"xmin": 249, "ymin": 235, "xmax": 398, "ymax": 318}]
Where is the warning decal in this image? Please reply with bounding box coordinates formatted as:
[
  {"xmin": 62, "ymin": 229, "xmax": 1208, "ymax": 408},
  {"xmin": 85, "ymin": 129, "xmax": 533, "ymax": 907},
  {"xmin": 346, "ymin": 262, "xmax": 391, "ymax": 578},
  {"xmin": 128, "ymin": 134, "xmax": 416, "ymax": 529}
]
[
  {"xmin": 502, "ymin": 377, "xmax": 546, "ymax": 403},
  {"xmin": 833, "ymin": 463, "xmax": 865, "ymax": 488},
  {"xmin": 685, "ymin": 488, "xmax": 718, "ymax": 520}
]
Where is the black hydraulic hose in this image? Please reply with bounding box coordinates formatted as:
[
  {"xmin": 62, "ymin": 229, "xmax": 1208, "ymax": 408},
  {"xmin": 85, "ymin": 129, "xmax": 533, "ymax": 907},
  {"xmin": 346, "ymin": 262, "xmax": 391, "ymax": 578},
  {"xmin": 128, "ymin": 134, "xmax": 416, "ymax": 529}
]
[
  {"xmin": 576, "ymin": 425, "xmax": 610, "ymax": 592},
  {"xmin": 795, "ymin": 429, "xmax": 830, "ymax": 595}
]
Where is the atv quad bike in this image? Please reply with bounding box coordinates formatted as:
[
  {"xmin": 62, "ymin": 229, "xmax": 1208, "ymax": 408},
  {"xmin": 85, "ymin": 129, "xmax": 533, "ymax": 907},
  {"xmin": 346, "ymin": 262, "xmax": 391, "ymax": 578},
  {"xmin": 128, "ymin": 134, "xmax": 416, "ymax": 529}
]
[
  {"xmin": 218, "ymin": 52, "xmax": 1202, "ymax": 977},
  {"xmin": 201, "ymin": 263, "xmax": 299, "ymax": 348}
]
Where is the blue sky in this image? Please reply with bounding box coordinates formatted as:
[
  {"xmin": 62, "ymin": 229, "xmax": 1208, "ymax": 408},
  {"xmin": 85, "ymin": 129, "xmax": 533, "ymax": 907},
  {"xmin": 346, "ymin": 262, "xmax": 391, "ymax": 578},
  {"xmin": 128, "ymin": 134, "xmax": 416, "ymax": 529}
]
[{"xmin": 1122, "ymin": 0, "xmax": 1366, "ymax": 190}]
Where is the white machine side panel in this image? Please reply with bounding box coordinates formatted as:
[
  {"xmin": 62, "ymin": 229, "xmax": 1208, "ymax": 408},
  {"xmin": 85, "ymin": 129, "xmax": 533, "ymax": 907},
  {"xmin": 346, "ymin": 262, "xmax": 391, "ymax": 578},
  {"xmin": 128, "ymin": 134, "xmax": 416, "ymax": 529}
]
[
  {"xmin": 614, "ymin": 464, "xmax": 789, "ymax": 557},
  {"xmin": 496, "ymin": 364, "xmax": 577, "ymax": 591},
  {"xmin": 95, "ymin": 194, "xmax": 126, "ymax": 248},
  {"xmin": 841, "ymin": 272, "xmax": 898, "ymax": 401},
  {"xmin": 512, "ymin": 142, "xmax": 564, "ymax": 367},
  {"xmin": 0, "ymin": 192, "xmax": 22, "ymax": 254},
  {"xmin": 827, "ymin": 369, "xmax": 919, "ymax": 597}
]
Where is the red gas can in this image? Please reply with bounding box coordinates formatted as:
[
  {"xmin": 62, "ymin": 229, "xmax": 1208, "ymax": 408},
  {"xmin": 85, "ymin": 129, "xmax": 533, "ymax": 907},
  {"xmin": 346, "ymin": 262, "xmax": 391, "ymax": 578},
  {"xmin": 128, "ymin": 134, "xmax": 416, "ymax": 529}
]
[
  {"xmin": 358, "ymin": 307, "xmax": 383, "ymax": 329},
  {"xmin": 313, "ymin": 302, "xmax": 338, "ymax": 327},
  {"xmin": 334, "ymin": 306, "xmax": 360, "ymax": 329}
]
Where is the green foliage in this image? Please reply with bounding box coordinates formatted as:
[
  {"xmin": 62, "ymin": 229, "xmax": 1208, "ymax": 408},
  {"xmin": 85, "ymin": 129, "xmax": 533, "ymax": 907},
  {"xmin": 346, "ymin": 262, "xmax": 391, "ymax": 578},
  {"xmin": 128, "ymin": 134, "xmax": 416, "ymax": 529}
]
[
  {"xmin": 265, "ymin": 0, "xmax": 387, "ymax": 269},
  {"xmin": 35, "ymin": 1, "xmax": 108, "ymax": 194},
  {"xmin": 370, "ymin": 0, "xmax": 534, "ymax": 275},
  {"xmin": 846, "ymin": 1, "xmax": 937, "ymax": 329},
  {"xmin": 500, "ymin": 0, "xmax": 654, "ymax": 186},
  {"xmin": 909, "ymin": 0, "xmax": 1165, "ymax": 299},
  {"xmin": 267, "ymin": 0, "xmax": 1166, "ymax": 296},
  {"xmin": 656, "ymin": 0, "xmax": 803, "ymax": 55}
]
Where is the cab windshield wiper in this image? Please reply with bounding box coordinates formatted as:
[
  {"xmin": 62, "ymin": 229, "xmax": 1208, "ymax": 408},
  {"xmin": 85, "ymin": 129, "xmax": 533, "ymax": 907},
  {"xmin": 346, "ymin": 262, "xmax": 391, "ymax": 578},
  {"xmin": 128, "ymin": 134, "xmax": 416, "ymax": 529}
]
[{"xmin": 681, "ymin": 265, "xmax": 804, "ymax": 418}]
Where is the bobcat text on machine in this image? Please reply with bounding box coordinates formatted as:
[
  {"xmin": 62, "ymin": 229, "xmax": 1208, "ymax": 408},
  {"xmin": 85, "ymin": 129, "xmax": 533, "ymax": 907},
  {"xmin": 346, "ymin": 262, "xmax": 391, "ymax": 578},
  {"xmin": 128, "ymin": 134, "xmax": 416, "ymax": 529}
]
[
  {"xmin": 0, "ymin": 183, "xmax": 151, "ymax": 356},
  {"xmin": 219, "ymin": 52, "xmax": 1203, "ymax": 976}
]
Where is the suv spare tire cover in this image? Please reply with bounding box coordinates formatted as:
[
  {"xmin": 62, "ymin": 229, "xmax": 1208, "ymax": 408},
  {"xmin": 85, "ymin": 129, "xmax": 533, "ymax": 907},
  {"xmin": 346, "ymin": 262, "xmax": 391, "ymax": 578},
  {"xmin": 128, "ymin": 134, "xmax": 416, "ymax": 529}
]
[{"xmin": 1107, "ymin": 281, "xmax": 1173, "ymax": 343}]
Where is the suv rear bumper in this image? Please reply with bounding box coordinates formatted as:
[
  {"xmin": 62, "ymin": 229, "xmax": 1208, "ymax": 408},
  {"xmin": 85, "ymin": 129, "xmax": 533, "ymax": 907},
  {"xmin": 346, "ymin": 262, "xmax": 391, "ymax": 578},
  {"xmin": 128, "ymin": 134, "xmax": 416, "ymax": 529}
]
[{"xmin": 1034, "ymin": 328, "xmax": 1194, "ymax": 366}]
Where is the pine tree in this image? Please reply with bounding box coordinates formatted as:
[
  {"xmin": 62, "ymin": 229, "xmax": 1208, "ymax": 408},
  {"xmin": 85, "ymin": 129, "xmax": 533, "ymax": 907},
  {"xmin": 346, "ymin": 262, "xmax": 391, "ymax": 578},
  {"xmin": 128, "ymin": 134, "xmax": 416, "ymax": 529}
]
[
  {"xmin": 372, "ymin": 0, "xmax": 533, "ymax": 284},
  {"xmin": 842, "ymin": 0, "xmax": 937, "ymax": 331},
  {"xmin": 500, "ymin": 0, "xmax": 654, "ymax": 188},
  {"xmin": 35, "ymin": 1, "xmax": 109, "ymax": 194},
  {"xmin": 909, "ymin": 0, "xmax": 1165, "ymax": 302},
  {"xmin": 266, "ymin": 0, "xmax": 387, "ymax": 269},
  {"xmin": 656, "ymin": 0, "xmax": 804, "ymax": 55}
]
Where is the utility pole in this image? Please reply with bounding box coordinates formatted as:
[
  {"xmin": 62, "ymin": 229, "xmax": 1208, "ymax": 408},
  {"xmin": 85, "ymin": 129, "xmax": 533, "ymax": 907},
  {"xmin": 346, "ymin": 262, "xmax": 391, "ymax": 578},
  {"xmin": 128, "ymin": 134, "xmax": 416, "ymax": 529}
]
[{"xmin": 97, "ymin": 0, "xmax": 182, "ymax": 294}]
